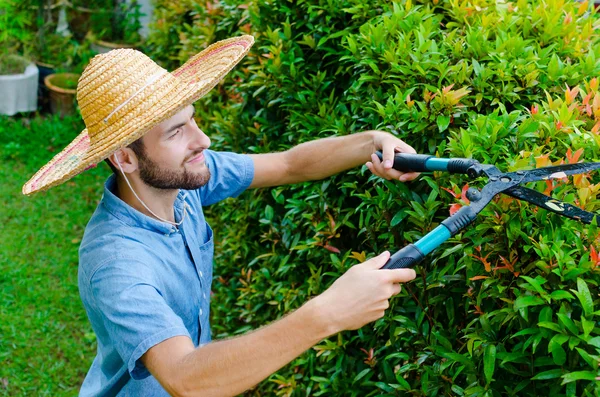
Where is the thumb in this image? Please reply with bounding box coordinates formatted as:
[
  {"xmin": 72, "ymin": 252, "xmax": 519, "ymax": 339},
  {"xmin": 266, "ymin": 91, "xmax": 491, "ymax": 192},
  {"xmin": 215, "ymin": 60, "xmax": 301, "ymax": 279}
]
[
  {"xmin": 362, "ymin": 251, "xmax": 391, "ymax": 269},
  {"xmin": 382, "ymin": 146, "xmax": 396, "ymax": 169}
]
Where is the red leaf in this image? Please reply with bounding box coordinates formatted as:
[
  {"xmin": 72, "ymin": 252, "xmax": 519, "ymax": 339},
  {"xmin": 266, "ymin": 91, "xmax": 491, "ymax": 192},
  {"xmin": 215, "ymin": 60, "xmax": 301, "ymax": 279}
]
[
  {"xmin": 323, "ymin": 244, "xmax": 341, "ymax": 254},
  {"xmin": 449, "ymin": 203, "xmax": 462, "ymax": 216},
  {"xmin": 531, "ymin": 104, "xmax": 538, "ymax": 115},
  {"xmin": 469, "ymin": 275, "xmax": 490, "ymax": 281},
  {"xmin": 461, "ymin": 183, "xmax": 471, "ymax": 204},
  {"xmin": 590, "ymin": 245, "xmax": 599, "ymax": 266},
  {"xmin": 442, "ymin": 186, "xmax": 460, "ymax": 199},
  {"xmin": 543, "ymin": 180, "xmax": 555, "ymax": 196},
  {"xmin": 566, "ymin": 148, "xmax": 584, "ymax": 164}
]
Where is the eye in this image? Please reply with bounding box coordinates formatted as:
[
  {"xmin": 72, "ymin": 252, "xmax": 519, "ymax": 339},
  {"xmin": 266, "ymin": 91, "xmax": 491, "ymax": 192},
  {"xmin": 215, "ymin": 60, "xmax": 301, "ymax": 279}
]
[{"xmin": 168, "ymin": 129, "xmax": 182, "ymax": 139}]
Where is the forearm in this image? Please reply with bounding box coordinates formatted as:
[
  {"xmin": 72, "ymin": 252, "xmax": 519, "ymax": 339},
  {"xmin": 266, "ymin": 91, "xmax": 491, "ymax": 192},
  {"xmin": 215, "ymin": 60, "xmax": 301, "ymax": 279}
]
[
  {"xmin": 171, "ymin": 299, "xmax": 333, "ymax": 397},
  {"xmin": 284, "ymin": 131, "xmax": 375, "ymax": 183}
]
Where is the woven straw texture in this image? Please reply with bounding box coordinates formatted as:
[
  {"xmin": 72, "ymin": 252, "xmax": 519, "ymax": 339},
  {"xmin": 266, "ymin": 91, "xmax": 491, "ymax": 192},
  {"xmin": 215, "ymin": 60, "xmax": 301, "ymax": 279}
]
[{"xmin": 23, "ymin": 35, "xmax": 254, "ymax": 196}]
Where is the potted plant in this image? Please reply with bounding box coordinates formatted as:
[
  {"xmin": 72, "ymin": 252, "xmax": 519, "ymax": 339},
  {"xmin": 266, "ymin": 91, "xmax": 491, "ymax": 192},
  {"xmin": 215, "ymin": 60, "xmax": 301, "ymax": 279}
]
[
  {"xmin": 44, "ymin": 72, "xmax": 80, "ymax": 117},
  {"xmin": 0, "ymin": 0, "xmax": 38, "ymax": 116},
  {"xmin": 67, "ymin": 0, "xmax": 107, "ymax": 42},
  {"xmin": 35, "ymin": 32, "xmax": 78, "ymax": 112},
  {"xmin": 89, "ymin": 0, "xmax": 143, "ymax": 54}
]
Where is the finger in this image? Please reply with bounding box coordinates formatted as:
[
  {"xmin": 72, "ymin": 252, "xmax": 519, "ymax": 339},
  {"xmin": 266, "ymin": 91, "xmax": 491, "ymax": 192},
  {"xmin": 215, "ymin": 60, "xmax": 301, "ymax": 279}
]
[
  {"xmin": 381, "ymin": 168, "xmax": 406, "ymax": 180},
  {"xmin": 390, "ymin": 284, "xmax": 402, "ymax": 296},
  {"xmin": 399, "ymin": 171, "xmax": 420, "ymax": 182},
  {"xmin": 370, "ymin": 153, "xmax": 387, "ymax": 178},
  {"xmin": 395, "ymin": 141, "xmax": 417, "ymax": 154},
  {"xmin": 382, "ymin": 145, "xmax": 396, "ymax": 170},
  {"xmin": 385, "ymin": 268, "xmax": 417, "ymax": 283},
  {"xmin": 362, "ymin": 251, "xmax": 391, "ymax": 269},
  {"xmin": 366, "ymin": 161, "xmax": 384, "ymax": 179}
]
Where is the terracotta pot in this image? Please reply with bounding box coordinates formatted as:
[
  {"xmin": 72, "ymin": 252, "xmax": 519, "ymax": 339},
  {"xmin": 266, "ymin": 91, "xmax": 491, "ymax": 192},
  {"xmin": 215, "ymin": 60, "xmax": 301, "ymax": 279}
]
[{"xmin": 44, "ymin": 73, "xmax": 80, "ymax": 117}]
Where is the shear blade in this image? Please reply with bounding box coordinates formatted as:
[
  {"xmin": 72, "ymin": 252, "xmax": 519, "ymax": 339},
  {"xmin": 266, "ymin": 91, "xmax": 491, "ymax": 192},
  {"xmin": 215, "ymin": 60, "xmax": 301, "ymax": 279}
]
[
  {"xmin": 517, "ymin": 162, "xmax": 600, "ymax": 184},
  {"xmin": 505, "ymin": 186, "xmax": 598, "ymax": 224}
]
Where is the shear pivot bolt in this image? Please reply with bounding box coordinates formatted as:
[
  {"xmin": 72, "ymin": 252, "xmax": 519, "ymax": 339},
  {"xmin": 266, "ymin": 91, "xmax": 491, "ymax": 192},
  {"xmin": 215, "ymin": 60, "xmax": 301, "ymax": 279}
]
[{"xmin": 466, "ymin": 188, "xmax": 482, "ymax": 202}]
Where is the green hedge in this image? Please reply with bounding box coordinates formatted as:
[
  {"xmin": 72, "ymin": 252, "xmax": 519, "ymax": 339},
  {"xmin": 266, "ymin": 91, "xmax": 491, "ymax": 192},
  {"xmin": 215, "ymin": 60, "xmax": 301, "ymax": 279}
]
[{"xmin": 145, "ymin": 1, "xmax": 600, "ymax": 395}]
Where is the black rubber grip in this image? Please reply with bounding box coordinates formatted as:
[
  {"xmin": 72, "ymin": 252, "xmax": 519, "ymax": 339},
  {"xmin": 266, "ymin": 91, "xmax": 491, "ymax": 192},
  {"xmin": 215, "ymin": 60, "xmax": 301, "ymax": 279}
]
[
  {"xmin": 375, "ymin": 151, "xmax": 434, "ymax": 172},
  {"xmin": 447, "ymin": 158, "xmax": 479, "ymax": 174},
  {"xmin": 441, "ymin": 206, "xmax": 477, "ymax": 235},
  {"xmin": 382, "ymin": 244, "xmax": 425, "ymax": 269}
]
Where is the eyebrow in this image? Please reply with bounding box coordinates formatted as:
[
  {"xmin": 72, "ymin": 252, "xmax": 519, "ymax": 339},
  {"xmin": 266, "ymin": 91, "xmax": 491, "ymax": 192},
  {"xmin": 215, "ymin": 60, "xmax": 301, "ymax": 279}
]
[{"xmin": 164, "ymin": 107, "xmax": 196, "ymax": 135}]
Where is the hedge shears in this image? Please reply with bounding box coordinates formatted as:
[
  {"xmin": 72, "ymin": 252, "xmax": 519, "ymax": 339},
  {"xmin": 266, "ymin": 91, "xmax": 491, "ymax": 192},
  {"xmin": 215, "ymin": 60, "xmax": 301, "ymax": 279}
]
[{"xmin": 375, "ymin": 152, "xmax": 600, "ymax": 270}]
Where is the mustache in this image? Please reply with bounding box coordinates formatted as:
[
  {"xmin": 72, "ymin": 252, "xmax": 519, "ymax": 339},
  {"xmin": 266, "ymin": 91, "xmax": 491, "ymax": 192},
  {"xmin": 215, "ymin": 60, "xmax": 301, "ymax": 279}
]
[{"xmin": 184, "ymin": 149, "xmax": 205, "ymax": 163}]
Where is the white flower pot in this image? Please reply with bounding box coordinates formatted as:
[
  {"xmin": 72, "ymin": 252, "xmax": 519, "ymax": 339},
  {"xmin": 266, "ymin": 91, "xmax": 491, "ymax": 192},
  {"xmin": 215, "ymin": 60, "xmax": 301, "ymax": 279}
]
[{"xmin": 0, "ymin": 63, "xmax": 39, "ymax": 116}]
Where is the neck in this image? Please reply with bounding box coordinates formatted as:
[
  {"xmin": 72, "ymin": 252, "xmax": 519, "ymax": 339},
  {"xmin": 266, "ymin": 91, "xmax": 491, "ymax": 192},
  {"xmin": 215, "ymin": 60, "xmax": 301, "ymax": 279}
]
[{"xmin": 115, "ymin": 173, "xmax": 180, "ymax": 224}]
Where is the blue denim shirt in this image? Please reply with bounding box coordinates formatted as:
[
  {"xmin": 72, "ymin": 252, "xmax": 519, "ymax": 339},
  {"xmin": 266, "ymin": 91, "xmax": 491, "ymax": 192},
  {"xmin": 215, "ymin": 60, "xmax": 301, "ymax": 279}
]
[{"xmin": 78, "ymin": 150, "xmax": 254, "ymax": 396}]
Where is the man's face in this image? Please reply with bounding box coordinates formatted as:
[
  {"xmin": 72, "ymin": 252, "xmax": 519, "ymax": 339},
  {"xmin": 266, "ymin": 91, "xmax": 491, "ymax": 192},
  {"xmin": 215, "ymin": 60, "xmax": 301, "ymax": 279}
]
[{"xmin": 134, "ymin": 105, "xmax": 212, "ymax": 190}]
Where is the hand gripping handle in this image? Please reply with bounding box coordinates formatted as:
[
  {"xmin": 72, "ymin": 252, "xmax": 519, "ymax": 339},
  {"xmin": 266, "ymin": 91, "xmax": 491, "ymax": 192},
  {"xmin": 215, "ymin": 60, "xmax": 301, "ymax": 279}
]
[{"xmin": 375, "ymin": 151, "xmax": 479, "ymax": 174}]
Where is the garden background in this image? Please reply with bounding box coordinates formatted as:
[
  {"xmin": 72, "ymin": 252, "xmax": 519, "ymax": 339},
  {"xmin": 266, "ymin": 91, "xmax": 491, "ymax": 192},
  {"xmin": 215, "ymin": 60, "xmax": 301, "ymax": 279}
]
[{"xmin": 1, "ymin": 0, "xmax": 600, "ymax": 395}]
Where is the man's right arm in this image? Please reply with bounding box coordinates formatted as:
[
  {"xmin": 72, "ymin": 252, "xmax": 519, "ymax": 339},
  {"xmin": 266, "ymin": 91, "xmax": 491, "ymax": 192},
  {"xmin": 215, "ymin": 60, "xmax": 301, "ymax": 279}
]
[{"xmin": 142, "ymin": 251, "xmax": 416, "ymax": 397}]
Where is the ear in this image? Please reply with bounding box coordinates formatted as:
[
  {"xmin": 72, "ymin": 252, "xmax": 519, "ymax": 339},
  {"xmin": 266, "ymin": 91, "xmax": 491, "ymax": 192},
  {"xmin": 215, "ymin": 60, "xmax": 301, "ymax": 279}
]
[{"xmin": 108, "ymin": 148, "xmax": 139, "ymax": 174}]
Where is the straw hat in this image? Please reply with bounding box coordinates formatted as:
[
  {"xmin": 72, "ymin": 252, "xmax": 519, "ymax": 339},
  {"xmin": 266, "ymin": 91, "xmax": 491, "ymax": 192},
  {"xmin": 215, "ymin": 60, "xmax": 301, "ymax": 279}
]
[{"xmin": 22, "ymin": 35, "xmax": 254, "ymax": 196}]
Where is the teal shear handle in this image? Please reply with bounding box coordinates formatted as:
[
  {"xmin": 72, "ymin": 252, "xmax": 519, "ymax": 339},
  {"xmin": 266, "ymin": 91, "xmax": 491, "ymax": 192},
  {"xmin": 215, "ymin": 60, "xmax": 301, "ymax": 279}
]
[
  {"xmin": 375, "ymin": 151, "xmax": 479, "ymax": 175},
  {"xmin": 382, "ymin": 206, "xmax": 477, "ymax": 269},
  {"xmin": 375, "ymin": 151, "xmax": 600, "ymax": 268},
  {"xmin": 374, "ymin": 151, "xmax": 482, "ymax": 269}
]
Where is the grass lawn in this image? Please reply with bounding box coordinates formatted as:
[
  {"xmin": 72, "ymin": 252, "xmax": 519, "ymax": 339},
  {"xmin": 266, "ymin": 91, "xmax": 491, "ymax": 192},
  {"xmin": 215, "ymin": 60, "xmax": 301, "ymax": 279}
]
[{"xmin": 0, "ymin": 114, "xmax": 110, "ymax": 395}]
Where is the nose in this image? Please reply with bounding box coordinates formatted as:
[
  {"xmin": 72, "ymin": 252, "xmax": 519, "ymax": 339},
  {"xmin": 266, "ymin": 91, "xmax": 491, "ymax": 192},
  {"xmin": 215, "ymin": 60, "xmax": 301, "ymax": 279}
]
[{"xmin": 190, "ymin": 119, "xmax": 211, "ymax": 149}]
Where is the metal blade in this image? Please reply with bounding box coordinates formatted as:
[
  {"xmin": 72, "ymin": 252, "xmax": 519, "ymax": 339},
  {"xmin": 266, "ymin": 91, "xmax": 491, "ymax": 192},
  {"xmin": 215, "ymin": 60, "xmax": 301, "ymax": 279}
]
[
  {"xmin": 504, "ymin": 186, "xmax": 599, "ymax": 224},
  {"xmin": 514, "ymin": 162, "xmax": 600, "ymax": 184}
]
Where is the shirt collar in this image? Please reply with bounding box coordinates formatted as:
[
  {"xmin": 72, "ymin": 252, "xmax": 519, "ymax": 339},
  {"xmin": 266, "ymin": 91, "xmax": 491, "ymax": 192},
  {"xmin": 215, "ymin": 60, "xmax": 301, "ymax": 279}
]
[{"xmin": 101, "ymin": 174, "xmax": 188, "ymax": 234}]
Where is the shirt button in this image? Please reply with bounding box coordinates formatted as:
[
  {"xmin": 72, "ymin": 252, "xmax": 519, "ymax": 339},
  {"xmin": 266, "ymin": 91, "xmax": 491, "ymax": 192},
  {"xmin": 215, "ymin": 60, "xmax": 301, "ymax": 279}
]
[
  {"xmin": 199, "ymin": 308, "xmax": 203, "ymax": 316},
  {"xmin": 199, "ymin": 270, "xmax": 204, "ymax": 278},
  {"xmin": 203, "ymin": 293, "xmax": 207, "ymax": 300}
]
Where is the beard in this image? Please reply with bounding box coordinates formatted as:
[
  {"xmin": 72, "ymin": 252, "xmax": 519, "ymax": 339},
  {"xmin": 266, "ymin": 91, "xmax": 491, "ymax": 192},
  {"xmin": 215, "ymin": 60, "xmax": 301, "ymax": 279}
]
[{"xmin": 137, "ymin": 150, "xmax": 211, "ymax": 190}]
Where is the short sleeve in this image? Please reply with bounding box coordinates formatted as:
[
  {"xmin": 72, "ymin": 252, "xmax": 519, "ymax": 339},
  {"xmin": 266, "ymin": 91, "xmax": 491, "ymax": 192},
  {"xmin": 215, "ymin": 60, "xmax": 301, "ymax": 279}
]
[
  {"xmin": 90, "ymin": 258, "xmax": 191, "ymax": 380},
  {"xmin": 198, "ymin": 150, "xmax": 254, "ymax": 206}
]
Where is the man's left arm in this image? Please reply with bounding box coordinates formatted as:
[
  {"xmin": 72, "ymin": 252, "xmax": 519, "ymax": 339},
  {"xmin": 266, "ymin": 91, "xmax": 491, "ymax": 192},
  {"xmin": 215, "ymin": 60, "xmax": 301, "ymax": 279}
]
[{"xmin": 248, "ymin": 130, "xmax": 419, "ymax": 189}]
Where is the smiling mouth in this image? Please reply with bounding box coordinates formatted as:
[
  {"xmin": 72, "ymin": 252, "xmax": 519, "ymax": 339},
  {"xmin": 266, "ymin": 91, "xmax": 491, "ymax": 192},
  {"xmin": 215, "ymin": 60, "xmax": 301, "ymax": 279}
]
[{"xmin": 187, "ymin": 151, "xmax": 205, "ymax": 164}]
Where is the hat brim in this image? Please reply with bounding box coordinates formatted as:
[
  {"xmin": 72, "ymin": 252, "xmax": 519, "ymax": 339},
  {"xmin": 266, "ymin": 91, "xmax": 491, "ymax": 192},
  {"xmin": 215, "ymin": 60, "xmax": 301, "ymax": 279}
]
[{"xmin": 23, "ymin": 35, "xmax": 254, "ymax": 196}]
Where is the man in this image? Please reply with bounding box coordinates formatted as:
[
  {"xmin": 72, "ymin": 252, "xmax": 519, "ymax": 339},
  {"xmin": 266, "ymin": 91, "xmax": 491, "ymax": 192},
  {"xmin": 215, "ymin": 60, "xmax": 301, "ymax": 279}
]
[{"xmin": 23, "ymin": 35, "xmax": 418, "ymax": 396}]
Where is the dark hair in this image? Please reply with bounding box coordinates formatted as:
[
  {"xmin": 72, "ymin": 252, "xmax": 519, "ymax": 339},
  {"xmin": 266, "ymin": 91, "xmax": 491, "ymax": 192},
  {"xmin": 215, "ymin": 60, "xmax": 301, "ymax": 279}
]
[{"xmin": 104, "ymin": 137, "xmax": 146, "ymax": 174}]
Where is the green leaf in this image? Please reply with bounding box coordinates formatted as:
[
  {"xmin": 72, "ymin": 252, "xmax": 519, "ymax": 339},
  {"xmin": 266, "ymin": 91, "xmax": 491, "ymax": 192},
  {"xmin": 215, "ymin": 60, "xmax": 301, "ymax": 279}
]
[
  {"xmin": 550, "ymin": 290, "xmax": 574, "ymax": 301},
  {"xmin": 514, "ymin": 296, "xmax": 545, "ymax": 311},
  {"xmin": 551, "ymin": 334, "xmax": 569, "ymax": 346},
  {"xmin": 531, "ymin": 369, "xmax": 563, "ymax": 380},
  {"xmin": 511, "ymin": 328, "xmax": 539, "ymax": 338},
  {"xmin": 519, "ymin": 120, "xmax": 540, "ymax": 136},
  {"xmin": 575, "ymin": 348, "xmax": 597, "ymax": 369},
  {"xmin": 549, "ymin": 342, "xmax": 567, "ymax": 366},
  {"xmin": 557, "ymin": 313, "xmax": 579, "ymax": 336},
  {"xmin": 588, "ymin": 336, "xmax": 600, "ymax": 348},
  {"xmin": 561, "ymin": 371, "xmax": 599, "ymax": 384},
  {"xmin": 391, "ymin": 210, "xmax": 408, "ymax": 227},
  {"xmin": 538, "ymin": 321, "xmax": 563, "ymax": 333},
  {"xmin": 582, "ymin": 316, "xmax": 594, "ymax": 337},
  {"xmin": 483, "ymin": 344, "xmax": 496, "ymax": 385},
  {"xmin": 437, "ymin": 114, "xmax": 451, "ymax": 132},
  {"xmin": 573, "ymin": 278, "xmax": 594, "ymax": 316},
  {"xmin": 354, "ymin": 368, "xmax": 372, "ymax": 383},
  {"xmin": 440, "ymin": 351, "xmax": 475, "ymax": 369},
  {"xmin": 451, "ymin": 384, "xmax": 465, "ymax": 396},
  {"xmin": 521, "ymin": 275, "xmax": 546, "ymax": 295}
]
